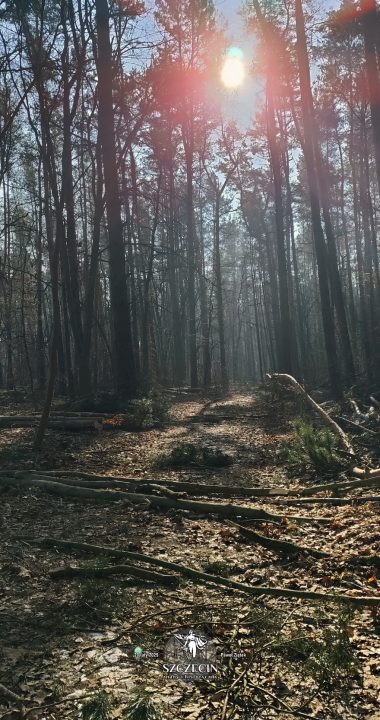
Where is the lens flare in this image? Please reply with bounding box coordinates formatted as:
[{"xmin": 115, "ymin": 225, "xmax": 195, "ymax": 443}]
[
  {"xmin": 221, "ymin": 50, "xmax": 245, "ymax": 89},
  {"xmin": 227, "ymin": 47, "xmax": 244, "ymax": 60}
]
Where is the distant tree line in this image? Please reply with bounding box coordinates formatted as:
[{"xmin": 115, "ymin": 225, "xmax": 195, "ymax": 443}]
[{"xmin": 0, "ymin": 0, "xmax": 380, "ymax": 402}]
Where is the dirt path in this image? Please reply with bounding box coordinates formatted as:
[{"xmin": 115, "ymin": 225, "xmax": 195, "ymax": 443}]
[{"xmin": 0, "ymin": 392, "xmax": 379, "ymax": 719}]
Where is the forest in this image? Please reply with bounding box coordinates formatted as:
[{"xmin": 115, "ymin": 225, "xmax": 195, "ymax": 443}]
[{"xmin": 0, "ymin": 0, "xmax": 380, "ymax": 718}]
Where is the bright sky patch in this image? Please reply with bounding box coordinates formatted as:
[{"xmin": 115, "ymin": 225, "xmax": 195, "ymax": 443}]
[{"xmin": 221, "ymin": 49, "xmax": 245, "ymax": 89}]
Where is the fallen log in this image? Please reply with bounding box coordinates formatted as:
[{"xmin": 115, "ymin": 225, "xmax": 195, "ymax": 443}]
[
  {"xmin": 3, "ymin": 472, "xmax": 331, "ymax": 524},
  {"xmin": 31, "ymin": 470, "xmax": 292, "ymax": 498},
  {"xmin": 266, "ymin": 373, "xmax": 355, "ymax": 455},
  {"xmin": 228, "ymin": 522, "xmax": 329, "ymax": 559},
  {"xmin": 35, "ymin": 469, "xmax": 380, "ymax": 498},
  {"xmin": 261, "ymin": 495, "xmax": 380, "ymax": 506},
  {"xmin": 0, "ymin": 474, "xmax": 148, "ymax": 506},
  {"xmin": 352, "ymin": 467, "xmax": 380, "ymax": 480},
  {"xmin": 0, "ymin": 415, "xmax": 104, "ymax": 430},
  {"xmin": 265, "ymin": 374, "xmax": 380, "ymax": 480},
  {"xmin": 32, "ymin": 474, "xmax": 184, "ymax": 499},
  {"xmin": 28, "ymin": 473, "xmax": 139, "ymax": 492},
  {"xmin": 36, "ymin": 473, "xmax": 380, "ymax": 506},
  {"xmin": 49, "ymin": 563, "xmax": 179, "ymax": 587},
  {"xmin": 10, "ymin": 470, "xmax": 380, "ymax": 504},
  {"xmin": 17, "ymin": 536, "xmax": 380, "ymax": 606},
  {"xmin": 32, "ymin": 411, "xmax": 116, "ymax": 418},
  {"xmin": 302, "ymin": 476, "xmax": 380, "ymax": 495}
]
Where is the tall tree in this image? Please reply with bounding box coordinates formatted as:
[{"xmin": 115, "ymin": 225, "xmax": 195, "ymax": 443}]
[{"xmin": 94, "ymin": 0, "xmax": 137, "ymax": 396}]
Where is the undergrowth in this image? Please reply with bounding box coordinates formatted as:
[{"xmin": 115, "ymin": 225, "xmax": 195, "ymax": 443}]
[
  {"xmin": 278, "ymin": 418, "xmax": 344, "ymax": 471},
  {"xmin": 125, "ymin": 392, "xmax": 170, "ymax": 430},
  {"xmin": 71, "ymin": 578, "xmax": 133, "ymax": 623},
  {"xmin": 122, "ymin": 689, "xmax": 162, "ymax": 720},
  {"xmin": 273, "ymin": 606, "xmax": 359, "ymax": 689},
  {"xmin": 202, "ymin": 559, "xmax": 233, "ymax": 576},
  {"xmin": 155, "ymin": 442, "xmax": 233, "ymax": 468},
  {"xmin": 81, "ymin": 692, "xmax": 110, "ymax": 720},
  {"xmin": 155, "ymin": 442, "xmax": 198, "ymax": 467}
]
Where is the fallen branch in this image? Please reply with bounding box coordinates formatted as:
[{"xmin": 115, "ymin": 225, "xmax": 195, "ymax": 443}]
[
  {"xmin": 228, "ymin": 522, "xmax": 329, "ymax": 559},
  {"xmin": 32, "ymin": 469, "xmax": 380, "ymax": 499},
  {"xmin": 349, "ymin": 399, "xmax": 375, "ymax": 419},
  {"xmin": 370, "ymin": 395, "xmax": 380, "ymax": 408},
  {"xmin": 266, "ymin": 374, "xmax": 380, "ymax": 480},
  {"xmin": 0, "ymin": 683, "xmax": 23, "ymax": 704},
  {"xmin": 22, "ymin": 693, "xmax": 98, "ymax": 719},
  {"xmin": 335, "ymin": 415, "xmax": 377, "ymax": 435},
  {"xmin": 2, "ymin": 473, "xmax": 329, "ymax": 524},
  {"xmin": 347, "ymin": 555, "xmax": 380, "ymax": 570},
  {"xmin": 248, "ymin": 682, "xmax": 316, "ymax": 720},
  {"xmin": 264, "ymin": 495, "xmax": 380, "ymax": 506},
  {"xmin": 49, "ymin": 563, "xmax": 179, "ymax": 587},
  {"xmin": 302, "ymin": 475, "xmax": 380, "ymax": 495},
  {"xmin": 6, "ymin": 470, "xmax": 380, "ymax": 505},
  {"xmin": 266, "ymin": 373, "xmax": 355, "ymax": 455},
  {"xmin": 29, "ymin": 473, "xmax": 139, "ymax": 492},
  {"xmin": 0, "ymin": 474, "xmax": 147, "ymax": 506},
  {"xmin": 33, "ymin": 411, "xmax": 116, "ymax": 417},
  {"xmin": 31, "ymin": 470, "xmax": 292, "ymax": 498},
  {"xmin": 352, "ymin": 467, "xmax": 380, "ymax": 480},
  {"xmin": 17, "ymin": 537, "xmax": 380, "ymax": 606}
]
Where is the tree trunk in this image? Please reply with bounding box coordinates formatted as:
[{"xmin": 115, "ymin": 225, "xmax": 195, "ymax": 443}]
[
  {"xmin": 83, "ymin": 133, "xmax": 103, "ymax": 387},
  {"xmin": 361, "ymin": 0, "xmax": 380, "ymax": 197},
  {"xmin": 214, "ymin": 193, "xmax": 228, "ymax": 390},
  {"xmin": 197, "ymin": 197, "xmax": 211, "ymax": 389},
  {"xmin": 61, "ymin": 22, "xmax": 88, "ymax": 395},
  {"xmin": 350, "ymin": 126, "xmax": 372, "ymax": 380},
  {"xmin": 184, "ymin": 148, "xmax": 198, "ymax": 388},
  {"xmin": 167, "ymin": 166, "xmax": 186, "ymax": 385},
  {"xmin": 294, "ymin": 0, "xmax": 342, "ymax": 398},
  {"xmin": 266, "ymin": 77, "xmax": 293, "ymax": 374},
  {"xmin": 95, "ymin": 0, "xmax": 136, "ymax": 397}
]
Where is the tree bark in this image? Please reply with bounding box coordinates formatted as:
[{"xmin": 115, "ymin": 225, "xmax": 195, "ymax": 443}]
[
  {"xmin": 95, "ymin": 0, "xmax": 136, "ymax": 397},
  {"xmin": 294, "ymin": 0, "xmax": 343, "ymax": 398},
  {"xmin": 266, "ymin": 76, "xmax": 293, "ymax": 374},
  {"xmin": 361, "ymin": 0, "xmax": 380, "ymax": 197},
  {"xmin": 184, "ymin": 147, "xmax": 198, "ymax": 388},
  {"xmin": 214, "ymin": 193, "xmax": 228, "ymax": 390}
]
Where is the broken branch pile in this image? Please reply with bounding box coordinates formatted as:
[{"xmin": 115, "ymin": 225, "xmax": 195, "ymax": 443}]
[{"xmin": 4, "ymin": 465, "xmax": 379, "ymax": 606}]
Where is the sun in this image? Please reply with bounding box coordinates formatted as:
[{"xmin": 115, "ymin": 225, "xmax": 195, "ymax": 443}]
[{"xmin": 221, "ymin": 48, "xmax": 245, "ymax": 89}]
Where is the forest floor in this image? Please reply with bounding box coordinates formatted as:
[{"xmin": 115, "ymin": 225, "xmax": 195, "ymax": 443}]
[{"xmin": 0, "ymin": 389, "xmax": 380, "ymax": 720}]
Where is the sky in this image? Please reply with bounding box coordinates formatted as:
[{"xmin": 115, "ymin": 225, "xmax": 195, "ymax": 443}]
[
  {"xmin": 214, "ymin": 0, "xmax": 340, "ymax": 127},
  {"xmin": 141, "ymin": 0, "xmax": 340, "ymax": 129},
  {"xmin": 215, "ymin": 0, "xmax": 257, "ymax": 126}
]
